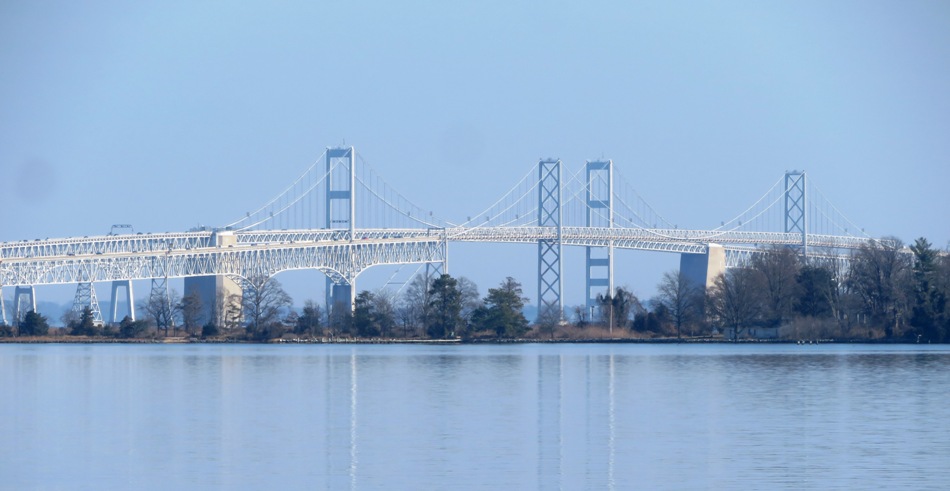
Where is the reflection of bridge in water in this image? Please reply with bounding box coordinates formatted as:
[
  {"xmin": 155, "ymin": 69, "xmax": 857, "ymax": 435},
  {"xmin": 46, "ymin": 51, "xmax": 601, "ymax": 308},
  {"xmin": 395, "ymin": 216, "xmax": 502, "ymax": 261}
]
[{"xmin": 0, "ymin": 146, "xmax": 888, "ymax": 326}]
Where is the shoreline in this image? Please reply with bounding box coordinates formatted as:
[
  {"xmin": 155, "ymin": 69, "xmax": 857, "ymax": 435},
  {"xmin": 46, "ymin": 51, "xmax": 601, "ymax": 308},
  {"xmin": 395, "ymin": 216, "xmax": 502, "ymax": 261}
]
[{"xmin": 0, "ymin": 336, "xmax": 929, "ymax": 345}]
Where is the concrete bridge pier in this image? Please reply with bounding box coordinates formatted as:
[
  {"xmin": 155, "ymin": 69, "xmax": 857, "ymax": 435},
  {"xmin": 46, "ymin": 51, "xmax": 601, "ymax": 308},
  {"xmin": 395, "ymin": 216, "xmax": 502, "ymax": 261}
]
[
  {"xmin": 185, "ymin": 275, "xmax": 243, "ymax": 327},
  {"xmin": 0, "ymin": 287, "xmax": 6, "ymax": 326},
  {"xmin": 183, "ymin": 231, "xmax": 243, "ymax": 328},
  {"xmin": 13, "ymin": 285, "xmax": 36, "ymax": 327},
  {"xmin": 326, "ymin": 280, "xmax": 355, "ymax": 318},
  {"xmin": 680, "ymin": 244, "xmax": 726, "ymax": 294},
  {"xmin": 110, "ymin": 280, "xmax": 135, "ymax": 324}
]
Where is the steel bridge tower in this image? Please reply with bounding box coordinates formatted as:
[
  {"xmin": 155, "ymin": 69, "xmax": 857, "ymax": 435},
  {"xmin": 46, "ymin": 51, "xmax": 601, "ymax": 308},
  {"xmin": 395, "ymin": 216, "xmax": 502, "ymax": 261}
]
[
  {"xmin": 585, "ymin": 159, "xmax": 614, "ymax": 318},
  {"xmin": 785, "ymin": 170, "xmax": 807, "ymax": 256},
  {"xmin": 71, "ymin": 281, "xmax": 104, "ymax": 325},
  {"xmin": 325, "ymin": 146, "xmax": 357, "ymax": 312},
  {"xmin": 537, "ymin": 158, "xmax": 562, "ymax": 321},
  {"xmin": 149, "ymin": 277, "xmax": 173, "ymax": 328}
]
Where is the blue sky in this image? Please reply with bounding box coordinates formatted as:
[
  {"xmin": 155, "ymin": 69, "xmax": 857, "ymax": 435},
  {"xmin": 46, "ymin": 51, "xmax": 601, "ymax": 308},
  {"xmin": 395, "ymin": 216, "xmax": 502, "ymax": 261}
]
[{"xmin": 2, "ymin": 1, "xmax": 949, "ymax": 310}]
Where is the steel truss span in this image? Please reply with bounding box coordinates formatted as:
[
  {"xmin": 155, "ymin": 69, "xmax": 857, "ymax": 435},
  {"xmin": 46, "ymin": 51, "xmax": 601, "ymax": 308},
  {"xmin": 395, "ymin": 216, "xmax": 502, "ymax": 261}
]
[
  {"xmin": 0, "ymin": 237, "xmax": 445, "ymax": 287},
  {"xmin": 1, "ymin": 226, "xmax": 889, "ymax": 288}
]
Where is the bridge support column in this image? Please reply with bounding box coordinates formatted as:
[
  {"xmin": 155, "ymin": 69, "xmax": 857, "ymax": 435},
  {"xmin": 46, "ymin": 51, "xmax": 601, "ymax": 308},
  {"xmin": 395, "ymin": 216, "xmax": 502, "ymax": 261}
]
[
  {"xmin": 184, "ymin": 231, "xmax": 242, "ymax": 328},
  {"xmin": 326, "ymin": 277, "xmax": 356, "ymax": 335},
  {"xmin": 537, "ymin": 158, "xmax": 562, "ymax": 322},
  {"xmin": 680, "ymin": 244, "xmax": 726, "ymax": 294},
  {"xmin": 184, "ymin": 275, "xmax": 242, "ymax": 328},
  {"xmin": 72, "ymin": 282, "xmax": 104, "ymax": 325},
  {"xmin": 13, "ymin": 286, "xmax": 36, "ymax": 327},
  {"xmin": 326, "ymin": 281, "xmax": 355, "ymax": 313},
  {"xmin": 585, "ymin": 159, "xmax": 614, "ymax": 318},
  {"xmin": 110, "ymin": 280, "xmax": 135, "ymax": 323},
  {"xmin": 0, "ymin": 287, "xmax": 6, "ymax": 326}
]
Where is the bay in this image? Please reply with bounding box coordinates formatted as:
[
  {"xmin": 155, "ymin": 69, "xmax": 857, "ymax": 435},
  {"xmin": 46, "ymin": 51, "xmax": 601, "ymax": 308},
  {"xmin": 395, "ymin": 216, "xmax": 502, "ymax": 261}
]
[{"xmin": 2, "ymin": 343, "xmax": 949, "ymax": 490}]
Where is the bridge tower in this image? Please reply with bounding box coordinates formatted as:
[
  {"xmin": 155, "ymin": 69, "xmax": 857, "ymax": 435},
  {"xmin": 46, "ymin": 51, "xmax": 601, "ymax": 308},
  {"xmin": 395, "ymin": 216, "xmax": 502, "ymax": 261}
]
[
  {"xmin": 0, "ymin": 287, "xmax": 6, "ymax": 326},
  {"xmin": 325, "ymin": 146, "xmax": 357, "ymax": 312},
  {"xmin": 537, "ymin": 158, "xmax": 562, "ymax": 321},
  {"xmin": 71, "ymin": 282, "xmax": 104, "ymax": 325},
  {"xmin": 585, "ymin": 159, "xmax": 614, "ymax": 318},
  {"xmin": 785, "ymin": 170, "xmax": 807, "ymax": 256},
  {"xmin": 13, "ymin": 285, "xmax": 36, "ymax": 327},
  {"xmin": 110, "ymin": 280, "xmax": 135, "ymax": 323},
  {"xmin": 425, "ymin": 250, "xmax": 448, "ymax": 285}
]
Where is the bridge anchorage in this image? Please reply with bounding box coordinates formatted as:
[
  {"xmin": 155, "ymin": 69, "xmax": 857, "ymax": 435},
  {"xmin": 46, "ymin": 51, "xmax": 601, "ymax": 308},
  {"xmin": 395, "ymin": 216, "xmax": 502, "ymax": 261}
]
[{"xmin": 0, "ymin": 144, "xmax": 888, "ymax": 328}]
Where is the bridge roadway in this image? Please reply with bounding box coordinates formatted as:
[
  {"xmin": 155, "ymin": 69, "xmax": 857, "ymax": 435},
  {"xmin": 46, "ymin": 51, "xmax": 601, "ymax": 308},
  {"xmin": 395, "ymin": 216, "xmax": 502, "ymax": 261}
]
[{"xmin": 0, "ymin": 227, "xmax": 882, "ymax": 288}]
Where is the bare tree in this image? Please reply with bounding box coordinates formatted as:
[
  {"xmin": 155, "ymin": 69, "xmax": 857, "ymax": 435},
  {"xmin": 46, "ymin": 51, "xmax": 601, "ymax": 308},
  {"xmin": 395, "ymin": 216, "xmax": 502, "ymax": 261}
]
[
  {"xmin": 225, "ymin": 296, "xmax": 243, "ymax": 330},
  {"xmin": 60, "ymin": 309, "xmax": 79, "ymax": 330},
  {"xmin": 372, "ymin": 288, "xmax": 397, "ymax": 338},
  {"xmin": 402, "ymin": 273, "xmax": 434, "ymax": 332},
  {"xmin": 655, "ymin": 269, "xmax": 703, "ymax": 338},
  {"xmin": 178, "ymin": 290, "xmax": 203, "ymax": 337},
  {"xmin": 457, "ymin": 276, "xmax": 482, "ymax": 332},
  {"xmin": 395, "ymin": 301, "xmax": 419, "ymax": 338},
  {"xmin": 572, "ymin": 305, "xmax": 589, "ymax": 328},
  {"xmin": 536, "ymin": 303, "xmax": 562, "ymax": 339},
  {"xmin": 143, "ymin": 289, "xmax": 181, "ymax": 336},
  {"xmin": 751, "ymin": 245, "xmax": 802, "ymax": 327},
  {"xmin": 848, "ymin": 237, "xmax": 912, "ymax": 337},
  {"xmin": 706, "ymin": 268, "xmax": 766, "ymax": 341},
  {"xmin": 242, "ymin": 275, "xmax": 293, "ymax": 340},
  {"xmin": 596, "ymin": 287, "xmax": 642, "ymax": 332}
]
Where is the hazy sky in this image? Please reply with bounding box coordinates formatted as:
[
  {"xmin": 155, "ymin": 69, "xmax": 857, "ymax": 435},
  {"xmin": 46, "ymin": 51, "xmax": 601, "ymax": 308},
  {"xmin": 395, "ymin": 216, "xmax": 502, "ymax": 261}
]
[{"xmin": 2, "ymin": 1, "xmax": 949, "ymax": 309}]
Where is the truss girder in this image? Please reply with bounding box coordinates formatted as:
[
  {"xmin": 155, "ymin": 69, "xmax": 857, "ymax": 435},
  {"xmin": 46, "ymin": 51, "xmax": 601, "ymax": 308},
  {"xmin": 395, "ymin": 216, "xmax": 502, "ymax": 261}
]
[
  {"xmin": 0, "ymin": 239, "xmax": 445, "ymax": 287},
  {"xmin": 725, "ymin": 247, "xmax": 854, "ymax": 270},
  {"xmin": 2, "ymin": 226, "xmax": 901, "ymax": 290},
  {"xmin": 0, "ymin": 232, "xmax": 214, "ymax": 260},
  {"xmin": 443, "ymin": 227, "xmax": 895, "ymax": 250},
  {"xmin": 235, "ymin": 227, "xmax": 807, "ymax": 250}
]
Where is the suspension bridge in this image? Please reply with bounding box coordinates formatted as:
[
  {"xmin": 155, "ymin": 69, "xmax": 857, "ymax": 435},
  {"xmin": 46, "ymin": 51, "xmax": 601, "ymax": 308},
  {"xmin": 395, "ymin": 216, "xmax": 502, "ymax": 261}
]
[{"xmin": 0, "ymin": 146, "xmax": 886, "ymax": 327}]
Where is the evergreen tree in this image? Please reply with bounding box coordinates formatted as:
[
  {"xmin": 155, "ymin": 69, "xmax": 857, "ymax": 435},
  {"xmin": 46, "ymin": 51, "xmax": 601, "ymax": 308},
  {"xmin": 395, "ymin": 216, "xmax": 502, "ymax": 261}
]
[
  {"xmin": 19, "ymin": 310, "xmax": 50, "ymax": 336},
  {"xmin": 796, "ymin": 264, "xmax": 836, "ymax": 318},
  {"xmin": 909, "ymin": 237, "xmax": 948, "ymax": 342},
  {"xmin": 478, "ymin": 277, "xmax": 529, "ymax": 338},
  {"xmin": 427, "ymin": 274, "xmax": 463, "ymax": 338},
  {"xmin": 71, "ymin": 307, "xmax": 99, "ymax": 336},
  {"xmin": 295, "ymin": 300, "xmax": 323, "ymax": 335},
  {"xmin": 119, "ymin": 315, "xmax": 149, "ymax": 339},
  {"xmin": 353, "ymin": 290, "xmax": 380, "ymax": 337}
]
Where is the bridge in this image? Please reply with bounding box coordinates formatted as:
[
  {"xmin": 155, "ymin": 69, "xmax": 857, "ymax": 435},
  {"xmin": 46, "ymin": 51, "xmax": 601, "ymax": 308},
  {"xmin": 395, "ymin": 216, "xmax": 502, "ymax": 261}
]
[{"xmin": 0, "ymin": 146, "xmax": 887, "ymax": 326}]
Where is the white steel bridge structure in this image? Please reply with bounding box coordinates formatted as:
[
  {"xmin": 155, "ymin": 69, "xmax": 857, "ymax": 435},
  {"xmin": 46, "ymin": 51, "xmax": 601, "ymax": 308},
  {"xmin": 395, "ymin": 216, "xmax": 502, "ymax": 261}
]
[{"xmin": 0, "ymin": 146, "xmax": 891, "ymax": 326}]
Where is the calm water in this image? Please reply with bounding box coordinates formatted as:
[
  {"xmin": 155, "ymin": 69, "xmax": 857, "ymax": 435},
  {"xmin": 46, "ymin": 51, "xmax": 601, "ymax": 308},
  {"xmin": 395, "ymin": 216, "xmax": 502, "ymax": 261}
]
[{"xmin": 2, "ymin": 343, "xmax": 949, "ymax": 490}]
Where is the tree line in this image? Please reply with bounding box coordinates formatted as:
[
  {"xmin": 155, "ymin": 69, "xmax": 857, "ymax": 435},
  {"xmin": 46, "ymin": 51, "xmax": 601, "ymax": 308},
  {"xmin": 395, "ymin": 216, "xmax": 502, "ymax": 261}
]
[
  {"xmin": 2, "ymin": 236, "xmax": 947, "ymax": 342},
  {"xmin": 629, "ymin": 236, "xmax": 949, "ymax": 342},
  {"xmin": 0, "ymin": 272, "xmax": 533, "ymax": 341}
]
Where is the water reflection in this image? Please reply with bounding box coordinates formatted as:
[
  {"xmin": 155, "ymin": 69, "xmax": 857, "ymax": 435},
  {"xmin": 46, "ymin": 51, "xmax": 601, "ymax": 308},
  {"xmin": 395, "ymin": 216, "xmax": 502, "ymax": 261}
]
[{"xmin": 2, "ymin": 344, "xmax": 950, "ymax": 490}]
